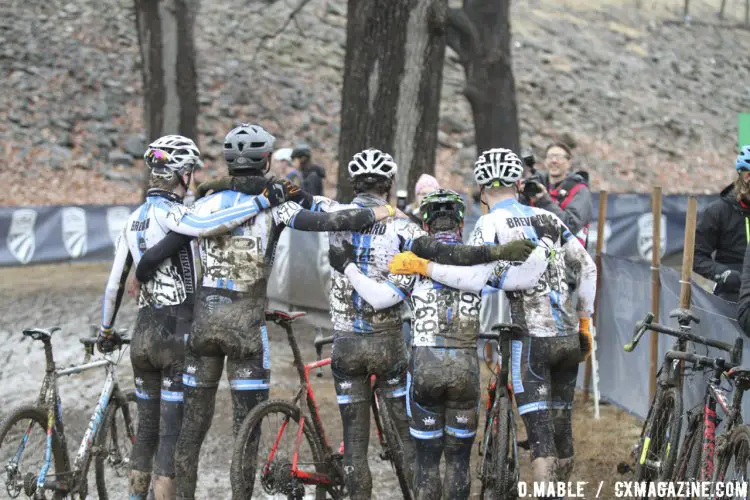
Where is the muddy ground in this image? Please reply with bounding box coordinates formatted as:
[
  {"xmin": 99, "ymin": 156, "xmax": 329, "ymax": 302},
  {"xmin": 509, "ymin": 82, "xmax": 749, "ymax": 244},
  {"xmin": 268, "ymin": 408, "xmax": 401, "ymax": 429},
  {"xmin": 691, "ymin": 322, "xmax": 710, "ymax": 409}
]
[{"xmin": 0, "ymin": 262, "xmax": 641, "ymax": 499}]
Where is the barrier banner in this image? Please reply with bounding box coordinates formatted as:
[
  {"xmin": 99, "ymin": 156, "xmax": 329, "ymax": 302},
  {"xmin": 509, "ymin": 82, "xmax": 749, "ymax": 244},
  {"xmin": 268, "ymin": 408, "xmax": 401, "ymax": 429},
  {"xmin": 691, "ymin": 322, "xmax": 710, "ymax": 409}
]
[{"xmin": 586, "ymin": 254, "xmax": 748, "ymax": 420}]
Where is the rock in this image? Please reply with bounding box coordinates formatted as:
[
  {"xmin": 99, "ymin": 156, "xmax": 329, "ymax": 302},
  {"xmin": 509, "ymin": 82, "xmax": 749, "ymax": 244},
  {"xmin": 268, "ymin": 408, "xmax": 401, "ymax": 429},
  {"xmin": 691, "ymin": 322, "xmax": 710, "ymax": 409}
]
[
  {"xmin": 93, "ymin": 101, "xmax": 109, "ymax": 120},
  {"xmin": 310, "ymin": 114, "xmax": 328, "ymax": 125},
  {"xmin": 122, "ymin": 134, "xmax": 145, "ymax": 157},
  {"xmin": 440, "ymin": 115, "xmax": 469, "ymax": 134},
  {"xmin": 108, "ymin": 150, "xmax": 133, "ymax": 167},
  {"xmin": 326, "ymin": 2, "xmax": 345, "ymax": 16},
  {"xmin": 437, "ymin": 131, "xmax": 457, "ymax": 149},
  {"xmin": 104, "ymin": 170, "xmax": 135, "ymax": 183}
]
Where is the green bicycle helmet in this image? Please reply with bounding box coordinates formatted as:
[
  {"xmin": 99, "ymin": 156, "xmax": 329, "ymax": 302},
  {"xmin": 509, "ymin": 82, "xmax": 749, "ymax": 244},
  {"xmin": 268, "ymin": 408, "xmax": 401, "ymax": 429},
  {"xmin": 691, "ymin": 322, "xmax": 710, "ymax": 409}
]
[{"xmin": 419, "ymin": 189, "xmax": 466, "ymax": 226}]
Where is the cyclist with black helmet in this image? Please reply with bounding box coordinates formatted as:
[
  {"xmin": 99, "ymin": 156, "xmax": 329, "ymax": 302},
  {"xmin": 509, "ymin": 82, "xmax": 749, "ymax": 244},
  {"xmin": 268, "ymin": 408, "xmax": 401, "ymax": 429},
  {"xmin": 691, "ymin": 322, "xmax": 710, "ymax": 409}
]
[
  {"xmin": 390, "ymin": 148, "xmax": 597, "ymax": 498},
  {"xmin": 97, "ymin": 135, "xmax": 292, "ymax": 500},
  {"xmin": 329, "ymin": 188, "xmax": 548, "ymax": 499},
  {"xmin": 133, "ymin": 125, "xmax": 402, "ymax": 499}
]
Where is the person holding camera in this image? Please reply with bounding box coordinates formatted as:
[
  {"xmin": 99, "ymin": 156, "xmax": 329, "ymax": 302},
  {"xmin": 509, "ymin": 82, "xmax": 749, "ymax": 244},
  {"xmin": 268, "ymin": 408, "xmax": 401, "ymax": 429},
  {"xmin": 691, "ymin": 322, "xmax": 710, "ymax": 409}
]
[{"xmin": 522, "ymin": 143, "xmax": 593, "ymax": 248}]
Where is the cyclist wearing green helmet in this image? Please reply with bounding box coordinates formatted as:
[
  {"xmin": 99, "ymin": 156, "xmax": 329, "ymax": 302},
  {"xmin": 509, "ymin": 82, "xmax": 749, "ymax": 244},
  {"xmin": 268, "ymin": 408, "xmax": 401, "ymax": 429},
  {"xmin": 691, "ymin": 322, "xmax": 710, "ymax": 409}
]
[{"xmin": 329, "ymin": 188, "xmax": 548, "ymax": 499}]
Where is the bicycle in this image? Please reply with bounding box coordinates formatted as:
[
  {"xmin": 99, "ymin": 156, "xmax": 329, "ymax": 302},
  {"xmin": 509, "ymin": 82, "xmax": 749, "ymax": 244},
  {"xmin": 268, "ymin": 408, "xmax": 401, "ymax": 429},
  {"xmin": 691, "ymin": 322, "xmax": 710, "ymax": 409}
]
[
  {"xmin": 664, "ymin": 349, "xmax": 750, "ymax": 493},
  {"xmin": 625, "ymin": 309, "xmax": 742, "ymax": 493},
  {"xmin": 230, "ymin": 310, "xmax": 413, "ymax": 500},
  {"xmin": 0, "ymin": 326, "xmax": 136, "ymax": 499},
  {"xmin": 476, "ymin": 323, "xmax": 522, "ymax": 500}
]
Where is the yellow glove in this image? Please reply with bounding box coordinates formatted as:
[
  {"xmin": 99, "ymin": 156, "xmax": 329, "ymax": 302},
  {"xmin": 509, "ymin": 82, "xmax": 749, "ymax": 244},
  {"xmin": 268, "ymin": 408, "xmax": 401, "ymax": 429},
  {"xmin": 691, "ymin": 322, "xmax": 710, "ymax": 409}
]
[
  {"xmin": 578, "ymin": 317, "xmax": 592, "ymax": 360},
  {"xmin": 388, "ymin": 251, "xmax": 430, "ymax": 276}
]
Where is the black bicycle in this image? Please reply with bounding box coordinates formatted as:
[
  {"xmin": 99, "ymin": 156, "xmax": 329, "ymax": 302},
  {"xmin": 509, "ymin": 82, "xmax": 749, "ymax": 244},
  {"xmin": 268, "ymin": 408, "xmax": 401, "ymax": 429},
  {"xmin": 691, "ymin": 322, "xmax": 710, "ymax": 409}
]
[
  {"xmin": 477, "ymin": 324, "xmax": 522, "ymax": 500},
  {"xmin": 625, "ymin": 309, "xmax": 742, "ymax": 495},
  {"xmin": 665, "ymin": 350, "xmax": 750, "ymax": 495}
]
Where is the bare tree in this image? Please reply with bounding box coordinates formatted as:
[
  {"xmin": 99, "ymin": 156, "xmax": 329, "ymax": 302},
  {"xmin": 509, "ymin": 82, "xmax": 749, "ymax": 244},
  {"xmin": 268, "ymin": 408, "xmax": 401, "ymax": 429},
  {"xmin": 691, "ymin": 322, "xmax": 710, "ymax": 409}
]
[
  {"xmin": 337, "ymin": 0, "xmax": 449, "ymax": 202},
  {"xmin": 447, "ymin": 0, "xmax": 520, "ymax": 155},
  {"xmin": 134, "ymin": 0, "xmax": 200, "ymax": 146}
]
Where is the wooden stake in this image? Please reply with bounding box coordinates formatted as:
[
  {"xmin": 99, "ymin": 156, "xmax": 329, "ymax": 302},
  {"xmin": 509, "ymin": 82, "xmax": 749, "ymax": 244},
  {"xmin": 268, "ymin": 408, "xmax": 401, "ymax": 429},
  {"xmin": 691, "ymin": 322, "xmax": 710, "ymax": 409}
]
[
  {"xmin": 650, "ymin": 187, "xmax": 662, "ymax": 401},
  {"xmin": 680, "ymin": 197, "xmax": 698, "ymax": 309},
  {"xmin": 584, "ymin": 191, "xmax": 608, "ymax": 402}
]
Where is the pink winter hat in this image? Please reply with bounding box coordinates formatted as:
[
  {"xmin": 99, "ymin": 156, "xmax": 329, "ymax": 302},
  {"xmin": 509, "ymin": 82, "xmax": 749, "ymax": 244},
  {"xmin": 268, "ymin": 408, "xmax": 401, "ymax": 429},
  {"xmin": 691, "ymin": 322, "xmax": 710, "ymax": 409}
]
[{"xmin": 415, "ymin": 174, "xmax": 440, "ymax": 195}]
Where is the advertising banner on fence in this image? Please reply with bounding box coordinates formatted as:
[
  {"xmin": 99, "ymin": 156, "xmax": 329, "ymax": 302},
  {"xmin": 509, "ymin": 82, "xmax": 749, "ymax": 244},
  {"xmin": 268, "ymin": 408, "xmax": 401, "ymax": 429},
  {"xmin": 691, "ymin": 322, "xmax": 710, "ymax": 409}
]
[{"xmin": 0, "ymin": 193, "xmax": 716, "ymax": 267}]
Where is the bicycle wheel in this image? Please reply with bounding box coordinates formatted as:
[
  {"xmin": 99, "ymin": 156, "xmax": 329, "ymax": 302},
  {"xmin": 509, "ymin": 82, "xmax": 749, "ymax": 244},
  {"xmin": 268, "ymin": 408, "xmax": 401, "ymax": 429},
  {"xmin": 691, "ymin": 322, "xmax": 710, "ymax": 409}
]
[
  {"xmin": 95, "ymin": 389, "xmax": 137, "ymax": 500},
  {"xmin": 715, "ymin": 424, "xmax": 750, "ymax": 487},
  {"xmin": 0, "ymin": 405, "xmax": 65, "ymax": 499},
  {"xmin": 672, "ymin": 415, "xmax": 703, "ymax": 483},
  {"xmin": 230, "ymin": 399, "xmax": 331, "ymax": 500},
  {"xmin": 479, "ymin": 392, "xmax": 516, "ymax": 500},
  {"xmin": 633, "ymin": 386, "xmax": 682, "ymax": 486},
  {"xmin": 373, "ymin": 391, "xmax": 413, "ymax": 500}
]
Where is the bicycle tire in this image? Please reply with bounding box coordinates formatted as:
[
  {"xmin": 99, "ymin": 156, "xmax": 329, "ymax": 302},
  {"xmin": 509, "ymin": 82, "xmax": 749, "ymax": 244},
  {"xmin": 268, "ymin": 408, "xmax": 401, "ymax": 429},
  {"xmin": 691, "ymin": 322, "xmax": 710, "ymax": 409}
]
[
  {"xmin": 230, "ymin": 399, "xmax": 330, "ymax": 500},
  {"xmin": 95, "ymin": 389, "xmax": 137, "ymax": 500},
  {"xmin": 672, "ymin": 416, "xmax": 703, "ymax": 483},
  {"xmin": 714, "ymin": 424, "xmax": 750, "ymax": 484},
  {"xmin": 373, "ymin": 391, "xmax": 413, "ymax": 500},
  {"xmin": 633, "ymin": 386, "xmax": 682, "ymax": 486},
  {"xmin": 0, "ymin": 405, "xmax": 66, "ymax": 498},
  {"xmin": 491, "ymin": 393, "xmax": 516, "ymax": 500}
]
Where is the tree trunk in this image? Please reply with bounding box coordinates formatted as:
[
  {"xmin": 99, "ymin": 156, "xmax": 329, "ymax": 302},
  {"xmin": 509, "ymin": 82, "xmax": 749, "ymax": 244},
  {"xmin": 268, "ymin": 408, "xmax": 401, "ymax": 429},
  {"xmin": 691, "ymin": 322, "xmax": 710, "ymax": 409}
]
[
  {"xmin": 447, "ymin": 0, "xmax": 519, "ymax": 156},
  {"xmin": 135, "ymin": 0, "xmax": 200, "ymax": 197},
  {"xmin": 337, "ymin": 0, "xmax": 448, "ymax": 202}
]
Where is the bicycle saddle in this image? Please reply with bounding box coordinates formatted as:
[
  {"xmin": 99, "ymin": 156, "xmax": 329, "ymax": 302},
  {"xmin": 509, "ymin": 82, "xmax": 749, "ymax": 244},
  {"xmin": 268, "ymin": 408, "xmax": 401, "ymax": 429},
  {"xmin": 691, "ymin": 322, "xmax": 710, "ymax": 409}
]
[
  {"xmin": 265, "ymin": 310, "xmax": 306, "ymax": 323},
  {"xmin": 22, "ymin": 327, "xmax": 61, "ymax": 341},
  {"xmin": 728, "ymin": 367, "xmax": 750, "ymax": 390},
  {"xmin": 490, "ymin": 323, "xmax": 524, "ymax": 337},
  {"xmin": 668, "ymin": 308, "xmax": 700, "ymax": 326}
]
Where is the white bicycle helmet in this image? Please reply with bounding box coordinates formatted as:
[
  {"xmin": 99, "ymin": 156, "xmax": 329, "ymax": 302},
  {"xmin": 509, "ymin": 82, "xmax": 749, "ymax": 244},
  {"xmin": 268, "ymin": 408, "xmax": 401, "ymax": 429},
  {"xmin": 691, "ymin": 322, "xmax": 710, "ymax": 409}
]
[
  {"xmin": 347, "ymin": 148, "xmax": 398, "ymax": 179},
  {"xmin": 473, "ymin": 148, "xmax": 524, "ymax": 187},
  {"xmin": 144, "ymin": 135, "xmax": 203, "ymax": 180}
]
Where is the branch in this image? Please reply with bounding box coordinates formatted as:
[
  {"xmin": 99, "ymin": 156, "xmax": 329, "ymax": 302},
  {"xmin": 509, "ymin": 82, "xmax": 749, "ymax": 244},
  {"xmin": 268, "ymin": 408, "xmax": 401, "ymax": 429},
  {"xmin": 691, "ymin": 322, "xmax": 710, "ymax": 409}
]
[
  {"xmin": 446, "ymin": 7, "xmax": 480, "ymax": 62},
  {"xmin": 251, "ymin": 0, "xmax": 315, "ymax": 63}
]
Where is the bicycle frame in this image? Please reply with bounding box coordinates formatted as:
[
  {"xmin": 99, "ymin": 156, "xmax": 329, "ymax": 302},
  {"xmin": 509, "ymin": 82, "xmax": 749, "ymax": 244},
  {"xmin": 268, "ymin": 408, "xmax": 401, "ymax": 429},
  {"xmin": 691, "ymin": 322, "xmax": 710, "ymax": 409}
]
[
  {"xmin": 13, "ymin": 337, "xmax": 125, "ymax": 494},
  {"xmin": 695, "ymin": 371, "xmax": 744, "ymax": 482},
  {"xmin": 264, "ymin": 321, "xmax": 336, "ymax": 486}
]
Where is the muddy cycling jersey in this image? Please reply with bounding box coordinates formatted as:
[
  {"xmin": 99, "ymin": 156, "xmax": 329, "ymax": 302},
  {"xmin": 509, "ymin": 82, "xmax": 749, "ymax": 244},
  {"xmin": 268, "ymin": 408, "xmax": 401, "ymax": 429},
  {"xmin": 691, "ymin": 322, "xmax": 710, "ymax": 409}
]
[
  {"xmin": 313, "ymin": 194, "xmax": 428, "ymax": 334},
  {"xmin": 469, "ymin": 198, "xmax": 596, "ymax": 337},
  {"xmin": 100, "ymin": 189, "xmax": 270, "ymax": 330},
  {"xmin": 342, "ymin": 239, "xmax": 549, "ymax": 347}
]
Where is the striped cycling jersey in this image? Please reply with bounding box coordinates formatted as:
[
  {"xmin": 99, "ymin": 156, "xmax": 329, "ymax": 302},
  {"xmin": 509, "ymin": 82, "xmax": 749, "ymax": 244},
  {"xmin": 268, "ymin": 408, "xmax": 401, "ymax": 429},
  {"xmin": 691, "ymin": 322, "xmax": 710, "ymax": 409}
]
[{"xmin": 469, "ymin": 198, "xmax": 596, "ymax": 337}]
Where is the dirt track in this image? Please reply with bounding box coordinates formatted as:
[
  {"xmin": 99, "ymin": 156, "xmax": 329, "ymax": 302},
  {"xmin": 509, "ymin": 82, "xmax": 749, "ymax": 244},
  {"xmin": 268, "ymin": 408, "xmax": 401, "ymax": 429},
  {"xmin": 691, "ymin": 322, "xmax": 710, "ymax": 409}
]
[{"xmin": 0, "ymin": 262, "xmax": 641, "ymax": 499}]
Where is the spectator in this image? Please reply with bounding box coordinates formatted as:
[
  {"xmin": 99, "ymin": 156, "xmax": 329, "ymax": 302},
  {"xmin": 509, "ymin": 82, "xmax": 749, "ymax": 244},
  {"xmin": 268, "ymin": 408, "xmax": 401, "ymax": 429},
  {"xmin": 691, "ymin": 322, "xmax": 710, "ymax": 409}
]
[
  {"xmin": 291, "ymin": 144, "xmax": 326, "ymax": 196},
  {"xmin": 273, "ymin": 147, "xmax": 302, "ymax": 186},
  {"xmin": 522, "ymin": 142, "xmax": 593, "ymax": 247},
  {"xmin": 697, "ymin": 146, "xmax": 750, "ymax": 303},
  {"xmin": 404, "ymin": 173, "xmax": 440, "ymax": 224}
]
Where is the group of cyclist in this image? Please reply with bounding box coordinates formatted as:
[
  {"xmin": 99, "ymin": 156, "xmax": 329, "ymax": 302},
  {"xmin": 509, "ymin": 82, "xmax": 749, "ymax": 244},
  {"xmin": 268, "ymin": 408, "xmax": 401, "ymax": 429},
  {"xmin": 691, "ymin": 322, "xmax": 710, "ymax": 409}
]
[{"xmin": 98, "ymin": 120, "xmax": 597, "ymax": 499}]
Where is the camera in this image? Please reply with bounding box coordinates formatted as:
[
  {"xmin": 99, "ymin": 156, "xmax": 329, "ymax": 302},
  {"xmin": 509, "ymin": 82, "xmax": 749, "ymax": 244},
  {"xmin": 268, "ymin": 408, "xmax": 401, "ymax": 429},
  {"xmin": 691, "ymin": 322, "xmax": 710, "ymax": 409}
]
[{"xmin": 520, "ymin": 150, "xmax": 543, "ymax": 198}]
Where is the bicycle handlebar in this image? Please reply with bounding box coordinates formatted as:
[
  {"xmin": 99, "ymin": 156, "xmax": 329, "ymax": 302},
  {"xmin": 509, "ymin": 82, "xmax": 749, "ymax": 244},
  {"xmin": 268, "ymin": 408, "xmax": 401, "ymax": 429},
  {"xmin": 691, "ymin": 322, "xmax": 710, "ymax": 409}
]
[
  {"xmin": 665, "ymin": 350, "xmax": 739, "ymax": 372},
  {"xmin": 625, "ymin": 312, "xmax": 738, "ymax": 357},
  {"xmin": 314, "ymin": 335, "xmax": 334, "ymax": 361}
]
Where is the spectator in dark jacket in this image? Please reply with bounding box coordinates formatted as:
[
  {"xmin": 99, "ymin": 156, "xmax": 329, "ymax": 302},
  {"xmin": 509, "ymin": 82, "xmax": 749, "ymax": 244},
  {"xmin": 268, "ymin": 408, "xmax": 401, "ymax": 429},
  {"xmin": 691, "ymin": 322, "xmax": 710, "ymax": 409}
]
[
  {"xmin": 291, "ymin": 144, "xmax": 325, "ymax": 196},
  {"xmin": 523, "ymin": 142, "xmax": 593, "ymax": 247},
  {"xmin": 705, "ymin": 145, "xmax": 750, "ymax": 303}
]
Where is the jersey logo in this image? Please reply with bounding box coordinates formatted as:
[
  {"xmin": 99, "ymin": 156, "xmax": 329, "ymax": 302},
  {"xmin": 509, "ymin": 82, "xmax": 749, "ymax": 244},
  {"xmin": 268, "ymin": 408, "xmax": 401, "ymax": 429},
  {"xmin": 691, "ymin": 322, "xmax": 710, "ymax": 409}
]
[
  {"xmin": 422, "ymin": 416, "xmax": 436, "ymax": 426},
  {"xmin": 456, "ymin": 414, "xmax": 469, "ymax": 424},
  {"xmin": 61, "ymin": 207, "xmax": 88, "ymax": 258},
  {"xmin": 506, "ymin": 213, "xmax": 555, "ymax": 229},
  {"xmin": 107, "ymin": 207, "xmax": 132, "ymax": 244},
  {"xmin": 7, "ymin": 208, "xmax": 37, "ymax": 264},
  {"xmin": 130, "ymin": 218, "xmax": 150, "ymax": 232},
  {"xmin": 359, "ymin": 222, "xmax": 386, "ymax": 236}
]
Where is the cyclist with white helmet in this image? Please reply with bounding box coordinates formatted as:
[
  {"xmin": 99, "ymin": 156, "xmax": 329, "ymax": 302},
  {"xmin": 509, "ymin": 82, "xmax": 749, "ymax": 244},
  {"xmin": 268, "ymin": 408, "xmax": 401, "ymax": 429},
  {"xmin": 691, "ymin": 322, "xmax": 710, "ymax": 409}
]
[
  {"xmin": 328, "ymin": 188, "xmax": 548, "ymax": 499},
  {"xmin": 310, "ymin": 148, "xmax": 537, "ymax": 499},
  {"xmin": 390, "ymin": 148, "xmax": 597, "ymax": 498},
  {"xmin": 134, "ymin": 126, "xmax": 400, "ymax": 499},
  {"xmin": 97, "ymin": 135, "xmax": 293, "ymax": 500}
]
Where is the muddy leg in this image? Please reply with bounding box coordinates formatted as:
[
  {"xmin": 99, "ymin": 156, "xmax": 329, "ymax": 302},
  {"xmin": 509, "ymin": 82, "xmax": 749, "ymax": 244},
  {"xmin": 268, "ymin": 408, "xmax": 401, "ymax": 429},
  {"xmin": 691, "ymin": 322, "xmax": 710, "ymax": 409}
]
[
  {"xmin": 130, "ymin": 372, "xmax": 161, "ymax": 499},
  {"xmin": 414, "ymin": 438, "xmax": 443, "ymax": 500}
]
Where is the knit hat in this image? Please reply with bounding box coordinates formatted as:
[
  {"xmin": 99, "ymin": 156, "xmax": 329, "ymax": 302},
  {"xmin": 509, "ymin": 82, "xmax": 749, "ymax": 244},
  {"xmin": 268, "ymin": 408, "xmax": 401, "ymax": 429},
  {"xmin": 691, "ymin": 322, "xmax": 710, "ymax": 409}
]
[{"xmin": 415, "ymin": 173, "xmax": 440, "ymax": 196}]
